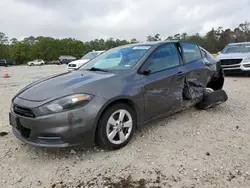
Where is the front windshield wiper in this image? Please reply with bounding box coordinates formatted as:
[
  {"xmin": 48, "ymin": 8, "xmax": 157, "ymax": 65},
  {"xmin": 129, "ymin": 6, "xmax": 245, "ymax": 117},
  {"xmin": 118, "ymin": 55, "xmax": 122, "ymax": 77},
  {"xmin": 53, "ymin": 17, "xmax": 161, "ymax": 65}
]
[{"xmin": 86, "ymin": 67, "xmax": 109, "ymax": 72}]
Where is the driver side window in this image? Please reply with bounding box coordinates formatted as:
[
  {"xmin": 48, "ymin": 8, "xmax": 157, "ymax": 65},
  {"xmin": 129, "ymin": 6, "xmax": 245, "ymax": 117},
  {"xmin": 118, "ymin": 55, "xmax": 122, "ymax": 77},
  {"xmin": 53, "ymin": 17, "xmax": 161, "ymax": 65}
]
[{"xmin": 143, "ymin": 44, "xmax": 180, "ymax": 73}]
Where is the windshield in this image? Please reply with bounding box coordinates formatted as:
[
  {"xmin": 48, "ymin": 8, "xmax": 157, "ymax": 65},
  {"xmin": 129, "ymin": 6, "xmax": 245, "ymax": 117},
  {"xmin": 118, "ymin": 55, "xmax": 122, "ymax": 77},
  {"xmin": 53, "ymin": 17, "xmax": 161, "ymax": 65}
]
[
  {"xmin": 81, "ymin": 52, "xmax": 100, "ymax": 60},
  {"xmin": 79, "ymin": 45, "xmax": 152, "ymax": 70},
  {"xmin": 222, "ymin": 43, "xmax": 250, "ymax": 54}
]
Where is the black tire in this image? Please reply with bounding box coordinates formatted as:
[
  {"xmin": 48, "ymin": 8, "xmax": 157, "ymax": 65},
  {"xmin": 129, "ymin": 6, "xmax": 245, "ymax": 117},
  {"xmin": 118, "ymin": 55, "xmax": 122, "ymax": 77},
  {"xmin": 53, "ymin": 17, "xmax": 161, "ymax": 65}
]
[
  {"xmin": 96, "ymin": 103, "xmax": 136, "ymax": 150},
  {"xmin": 196, "ymin": 89, "xmax": 228, "ymax": 110},
  {"xmin": 30, "ymin": 63, "xmax": 34, "ymax": 66}
]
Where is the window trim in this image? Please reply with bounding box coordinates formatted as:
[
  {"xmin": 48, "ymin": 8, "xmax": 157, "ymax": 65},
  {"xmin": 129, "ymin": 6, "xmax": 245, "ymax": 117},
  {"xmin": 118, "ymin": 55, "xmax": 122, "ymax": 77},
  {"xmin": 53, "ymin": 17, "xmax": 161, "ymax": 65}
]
[
  {"xmin": 179, "ymin": 42, "xmax": 203, "ymax": 64},
  {"xmin": 176, "ymin": 42, "xmax": 185, "ymax": 65},
  {"xmin": 201, "ymin": 49, "xmax": 206, "ymax": 58},
  {"xmin": 138, "ymin": 43, "xmax": 183, "ymax": 75}
]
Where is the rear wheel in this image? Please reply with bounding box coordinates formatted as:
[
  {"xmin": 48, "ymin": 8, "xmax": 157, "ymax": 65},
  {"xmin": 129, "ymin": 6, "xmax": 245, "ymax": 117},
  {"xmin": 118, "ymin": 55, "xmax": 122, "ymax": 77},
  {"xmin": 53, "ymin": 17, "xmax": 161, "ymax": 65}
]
[{"xmin": 96, "ymin": 103, "xmax": 136, "ymax": 150}]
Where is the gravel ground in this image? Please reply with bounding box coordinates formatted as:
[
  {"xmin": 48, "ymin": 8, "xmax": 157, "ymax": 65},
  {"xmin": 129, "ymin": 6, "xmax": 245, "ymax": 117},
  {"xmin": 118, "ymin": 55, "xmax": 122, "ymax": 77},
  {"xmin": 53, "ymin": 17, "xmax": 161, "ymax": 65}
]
[{"xmin": 0, "ymin": 65, "xmax": 250, "ymax": 188}]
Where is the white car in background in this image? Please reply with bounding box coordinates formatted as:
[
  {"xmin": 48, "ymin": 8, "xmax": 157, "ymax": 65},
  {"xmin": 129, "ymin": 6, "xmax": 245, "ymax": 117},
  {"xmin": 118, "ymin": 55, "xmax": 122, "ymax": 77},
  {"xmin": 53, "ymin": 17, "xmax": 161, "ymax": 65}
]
[
  {"xmin": 27, "ymin": 59, "xmax": 45, "ymax": 66},
  {"xmin": 67, "ymin": 50, "xmax": 105, "ymax": 71},
  {"xmin": 217, "ymin": 42, "xmax": 250, "ymax": 75}
]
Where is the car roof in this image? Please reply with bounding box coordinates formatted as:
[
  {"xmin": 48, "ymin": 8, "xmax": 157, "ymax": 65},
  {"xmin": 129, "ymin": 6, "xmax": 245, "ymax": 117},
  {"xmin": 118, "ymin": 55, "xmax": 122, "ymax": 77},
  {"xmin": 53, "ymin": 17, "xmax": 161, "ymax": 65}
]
[
  {"xmin": 89, "ymin": 50, "xmax": 105, "ymax": 54},
  {"xmin": 228, "ymin": 42, "xmax": 250, "ymax": 45},
  {"xmin": 134, "ymin": 40, "xmax": 179, "ymax": 46},
  {"xmin": 91, "ymin": 50, "xmax": 105, "ymax": 52},
  {"xmin": 111, "ymin": 40, "xmax": 180, "ymax": 49},
  {"xmin": 59, "ymin": 55, "xmax": 76, "ymax": 59},
  {"xmin": 59, "ymin": 55, "xmax": 76, "ymax": 58}
]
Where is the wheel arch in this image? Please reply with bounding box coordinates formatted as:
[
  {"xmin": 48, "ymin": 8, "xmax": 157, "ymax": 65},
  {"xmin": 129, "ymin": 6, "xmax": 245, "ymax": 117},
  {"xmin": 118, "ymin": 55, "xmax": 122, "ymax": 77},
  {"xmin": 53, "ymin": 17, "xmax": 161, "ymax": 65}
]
[
  {"xmin": 94, "ymin": 96, "xmax": 139, "ymax": 139},
  {"xmin": 206, "ymin": 67, "xmax": 224, "ymax": 90}
]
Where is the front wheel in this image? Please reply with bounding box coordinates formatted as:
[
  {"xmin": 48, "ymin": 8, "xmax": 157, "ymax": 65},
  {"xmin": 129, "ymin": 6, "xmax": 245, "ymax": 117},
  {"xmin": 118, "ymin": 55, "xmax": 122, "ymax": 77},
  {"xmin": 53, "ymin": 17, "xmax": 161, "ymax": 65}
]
[{"xmin": 96, "ymin": 103, "xmax": 136, "ymax": 150}]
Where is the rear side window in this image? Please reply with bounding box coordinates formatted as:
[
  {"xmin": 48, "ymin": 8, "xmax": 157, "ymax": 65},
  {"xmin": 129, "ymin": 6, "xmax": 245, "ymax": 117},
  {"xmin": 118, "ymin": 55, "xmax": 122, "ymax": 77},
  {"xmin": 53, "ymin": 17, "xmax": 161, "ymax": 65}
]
[
  {"xmin": 180, "ymin": 42, "xmax": 202, "ymax": 63},
  {"xmin": 201, "ymin": 48, "xmax": 218, "ymax": 63}
]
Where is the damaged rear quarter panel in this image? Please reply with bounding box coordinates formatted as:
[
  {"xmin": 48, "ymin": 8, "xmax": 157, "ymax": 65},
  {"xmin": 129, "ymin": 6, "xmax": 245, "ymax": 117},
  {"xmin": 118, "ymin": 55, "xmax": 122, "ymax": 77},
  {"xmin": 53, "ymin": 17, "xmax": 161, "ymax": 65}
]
[{"xmin": 183, "ymin": 58, "xmax": 214, "ymax": 100}]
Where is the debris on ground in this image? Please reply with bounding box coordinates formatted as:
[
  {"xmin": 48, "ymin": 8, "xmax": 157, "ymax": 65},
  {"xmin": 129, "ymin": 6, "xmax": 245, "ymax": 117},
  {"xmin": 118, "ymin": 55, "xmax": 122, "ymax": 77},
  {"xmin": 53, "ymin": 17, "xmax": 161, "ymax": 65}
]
[
  {"xmin": 205, "ymin": 152, "xmax": 211, "ymax": 156},
  {"xmin": 70, "ymin": 150, "xmax": 77, "ymax": 155},
  {"xmin": 0, "ymin": 132, "xmax": 8, "ymax": 137}
]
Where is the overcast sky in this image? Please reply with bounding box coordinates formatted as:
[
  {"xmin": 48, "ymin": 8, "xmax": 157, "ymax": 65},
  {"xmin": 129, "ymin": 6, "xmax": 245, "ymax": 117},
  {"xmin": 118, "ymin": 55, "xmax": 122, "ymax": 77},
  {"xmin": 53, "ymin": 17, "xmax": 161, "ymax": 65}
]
[{"xmin": 1, "ymin": 0, "xmax": 250, "ymax": 42}]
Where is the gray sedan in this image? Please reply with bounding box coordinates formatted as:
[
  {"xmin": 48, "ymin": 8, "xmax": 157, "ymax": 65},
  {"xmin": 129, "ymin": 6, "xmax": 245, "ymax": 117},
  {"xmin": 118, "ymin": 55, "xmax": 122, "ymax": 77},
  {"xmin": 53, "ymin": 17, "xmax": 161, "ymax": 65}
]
[{"xmin": 9, "ymin": 41, "xmax": 225, "ymax": 149}]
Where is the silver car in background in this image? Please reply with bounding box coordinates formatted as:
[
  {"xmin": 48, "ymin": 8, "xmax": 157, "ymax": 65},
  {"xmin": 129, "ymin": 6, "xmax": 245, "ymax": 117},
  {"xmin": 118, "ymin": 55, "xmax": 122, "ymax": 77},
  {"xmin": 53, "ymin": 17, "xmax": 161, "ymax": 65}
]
[{"xmin": 217, "ymin": 42, "xmax": 250, "ymax": 75}]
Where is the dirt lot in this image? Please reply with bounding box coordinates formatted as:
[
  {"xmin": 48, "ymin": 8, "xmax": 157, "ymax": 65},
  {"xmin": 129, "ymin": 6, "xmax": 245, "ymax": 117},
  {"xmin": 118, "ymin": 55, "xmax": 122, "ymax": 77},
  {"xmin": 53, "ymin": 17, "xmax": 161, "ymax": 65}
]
[{"xmin": 0, "ymin": 65, "xmax": 250, "ymax": 188}]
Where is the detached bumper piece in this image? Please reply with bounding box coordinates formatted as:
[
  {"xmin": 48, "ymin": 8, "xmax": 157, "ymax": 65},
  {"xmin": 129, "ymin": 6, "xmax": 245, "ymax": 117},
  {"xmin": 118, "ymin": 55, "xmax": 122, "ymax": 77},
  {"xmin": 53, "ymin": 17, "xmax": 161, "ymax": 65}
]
[{"xmin": 196, "ymin": 90, "xmax": 228, "ymax": 110}]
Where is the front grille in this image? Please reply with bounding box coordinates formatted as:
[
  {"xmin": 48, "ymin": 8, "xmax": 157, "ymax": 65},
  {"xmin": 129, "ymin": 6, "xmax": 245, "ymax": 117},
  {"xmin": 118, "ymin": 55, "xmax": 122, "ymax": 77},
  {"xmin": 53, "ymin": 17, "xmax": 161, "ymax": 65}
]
[
  {"xmin": 243, "ymin": 64, "xmax": 250, "ymax": 68},
  {"xmin": 224, "ymin": 65, "xmax": 240, "ymax": 69},
  {"xmin": 68, "ymin": 64, "xmax": 76, "ymax": 67},
  {"xmin": 13, "ymin": 105, "xmax": 35, "ymax": 118},
  {"xmin": 221, "ymin": 59, "xmax": 242, "ymax": 66}
]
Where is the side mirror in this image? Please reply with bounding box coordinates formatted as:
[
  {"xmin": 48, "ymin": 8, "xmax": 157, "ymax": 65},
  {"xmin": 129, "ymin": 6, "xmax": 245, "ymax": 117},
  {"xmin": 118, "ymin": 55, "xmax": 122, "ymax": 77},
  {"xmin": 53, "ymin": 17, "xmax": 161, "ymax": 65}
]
[
  {"xmin": 141, "ymin": 69, "xmax": 151, "ymax": 75},
  {"xmin": 204, "ymin": 61, "xmax": 210, "ymax": 66}
]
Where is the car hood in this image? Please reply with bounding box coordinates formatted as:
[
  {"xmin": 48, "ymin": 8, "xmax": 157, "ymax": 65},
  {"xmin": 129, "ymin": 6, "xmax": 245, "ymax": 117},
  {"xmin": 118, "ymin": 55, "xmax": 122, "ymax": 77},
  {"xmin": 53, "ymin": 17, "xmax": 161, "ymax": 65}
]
[
  {"xmin": 16, "ymin": 70, "xmax": 115, "ymax": 102},
  {"xmin": 69, "ymin": 59, "xmax": 89, "ymax": 65},
  {"xmin": 217, "ymin": 52, "xmax": 250, "ymax": 59}
]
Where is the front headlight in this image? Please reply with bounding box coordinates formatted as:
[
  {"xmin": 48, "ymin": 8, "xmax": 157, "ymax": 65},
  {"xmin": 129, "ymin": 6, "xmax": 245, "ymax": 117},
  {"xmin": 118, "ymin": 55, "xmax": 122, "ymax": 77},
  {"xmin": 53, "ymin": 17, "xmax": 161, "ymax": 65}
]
[
  {"xmin": 38, "ymin": 94, "xmax": 93, "ymax": 115},
  {"xmin": 242, "ymin": 57, "xmax": 250, "ymax": 62}
]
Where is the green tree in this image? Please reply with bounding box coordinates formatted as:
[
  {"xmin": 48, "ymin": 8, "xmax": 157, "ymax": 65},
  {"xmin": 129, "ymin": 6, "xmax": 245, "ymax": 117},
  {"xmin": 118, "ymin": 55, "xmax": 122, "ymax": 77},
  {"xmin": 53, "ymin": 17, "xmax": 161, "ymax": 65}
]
[
  {"xmin": 2, "ymin": 20, "xmax": 250, "ymax": 64},
  {"xmin": 10, "ymin": 38, "xmax": 18, "ymax": 44},
  {"xmin": 130, "ymin": 38, "xmax": 139, "ymax": 43},
  {"xmin": 10, "ymin": 42, "xmax": 31, "ymax": 64},
  {"xmin": 147, "ymin": 34, "xmax": 161, "ymax": 41},
  {"xmin": 0, "ymin": 32, "xmax": 8, "ymax": 44},
  {"xmin": 0, "ymin": 32, "xmax": 9, "ymax": 59}
]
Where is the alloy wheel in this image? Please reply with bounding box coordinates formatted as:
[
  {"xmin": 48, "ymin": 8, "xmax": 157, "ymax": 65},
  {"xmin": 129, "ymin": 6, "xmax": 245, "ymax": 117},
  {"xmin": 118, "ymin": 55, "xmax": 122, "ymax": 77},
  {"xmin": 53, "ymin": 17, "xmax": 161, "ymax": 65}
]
[{"xmin": 106, "ymin": 109, "xmax": 133, "ymax": 145}]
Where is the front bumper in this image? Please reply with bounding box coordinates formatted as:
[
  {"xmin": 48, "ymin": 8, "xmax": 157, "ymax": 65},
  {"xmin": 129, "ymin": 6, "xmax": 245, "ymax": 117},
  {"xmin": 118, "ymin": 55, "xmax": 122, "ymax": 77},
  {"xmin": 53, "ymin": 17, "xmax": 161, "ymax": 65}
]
[
  {"xmin": 68, "ymin": 67, "xmax": 77, "ymax": 71},
  {"xmin": 9, "ymin": 96, "xmax": 107, "ymax": 148},
  {"xmin": 222, "ymin": 62, "xmax": 250, "ymax": 72}
]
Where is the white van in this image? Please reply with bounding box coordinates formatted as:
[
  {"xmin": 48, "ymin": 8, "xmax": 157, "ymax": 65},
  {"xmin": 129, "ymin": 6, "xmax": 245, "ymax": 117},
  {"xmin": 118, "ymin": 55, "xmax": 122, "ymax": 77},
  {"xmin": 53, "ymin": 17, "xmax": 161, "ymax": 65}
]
[{"xmin": 67, "ymin": 50, "xmax": 105, "ymax": 71}]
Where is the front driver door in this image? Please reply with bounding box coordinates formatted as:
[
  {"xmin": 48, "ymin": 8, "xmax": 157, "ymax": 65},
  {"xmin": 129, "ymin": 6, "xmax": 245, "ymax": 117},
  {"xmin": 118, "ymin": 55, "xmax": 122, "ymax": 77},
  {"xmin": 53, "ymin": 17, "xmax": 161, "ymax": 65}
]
[{"xmin": 141, "ymin": 43, "xmax": 185, "ymax": 120}]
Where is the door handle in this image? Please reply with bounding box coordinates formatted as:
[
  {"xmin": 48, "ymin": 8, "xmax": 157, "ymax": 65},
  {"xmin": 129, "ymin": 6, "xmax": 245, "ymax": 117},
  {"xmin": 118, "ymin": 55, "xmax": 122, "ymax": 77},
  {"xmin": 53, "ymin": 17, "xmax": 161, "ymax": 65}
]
[{"xmin": 177, "ymin": 71, "xmax": 183, "ymax": 75}]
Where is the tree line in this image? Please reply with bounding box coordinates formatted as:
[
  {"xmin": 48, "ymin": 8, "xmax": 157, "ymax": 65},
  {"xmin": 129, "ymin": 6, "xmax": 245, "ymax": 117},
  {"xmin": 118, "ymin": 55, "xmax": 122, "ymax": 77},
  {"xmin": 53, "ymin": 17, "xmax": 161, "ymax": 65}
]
[{"xmin": 0, "ymin": 21, "xmax": 250, "ymax": 65}]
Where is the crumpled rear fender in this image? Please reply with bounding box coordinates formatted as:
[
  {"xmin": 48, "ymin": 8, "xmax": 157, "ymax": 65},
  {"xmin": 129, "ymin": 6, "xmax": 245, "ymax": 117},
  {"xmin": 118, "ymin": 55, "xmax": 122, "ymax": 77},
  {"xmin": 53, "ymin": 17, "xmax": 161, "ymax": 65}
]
[{"xmin": 182, "ymin": 60, "xmax": 215, "ymax": 100}]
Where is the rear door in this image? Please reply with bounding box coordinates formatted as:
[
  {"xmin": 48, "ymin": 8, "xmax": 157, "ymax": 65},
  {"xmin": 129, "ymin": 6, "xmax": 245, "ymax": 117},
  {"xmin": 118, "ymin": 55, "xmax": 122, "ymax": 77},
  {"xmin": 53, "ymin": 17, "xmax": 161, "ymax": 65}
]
[
  {"xmin": 178, "ymin": 42, "xmax": 211, "ymax": 99},
  {"xmin": 141, "ymin": 43, "xmax": 185, "ymax": 120}
]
